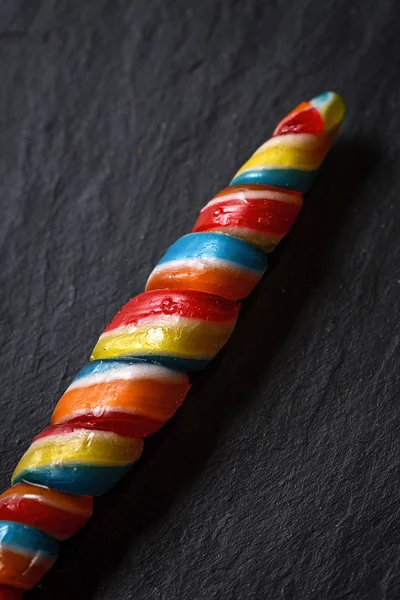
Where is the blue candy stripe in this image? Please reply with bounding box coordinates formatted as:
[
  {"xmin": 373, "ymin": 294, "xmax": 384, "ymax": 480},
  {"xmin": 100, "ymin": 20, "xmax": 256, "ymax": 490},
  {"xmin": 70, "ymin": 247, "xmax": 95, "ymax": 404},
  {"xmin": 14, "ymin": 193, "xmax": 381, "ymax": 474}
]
[
  {"xmin": 156, "ymin": 233, "xmax": 267, "ymax": 273},
  {"xmin": 0, "ymin": 521, "xmax": 59, "ymax": 557},
  {"xmin": 311, "ymin": 91, "xmax": 334, "ymax": 109},
  {"xmin": 75, "ymin": 358, "xmax": 148, "ymax": 380},
  {"xmin": 133, "ymin": 354, "xmax": 209, "ymax": 373},
  {"xmin": 230, "ymin": 168, "xmax": 317, "ymax": 193},
  {"xmin": 13, "ymin": 464, "xmax": 132, "ymax": 497},
  {"xmin": 80, "ymin": 354, "xmax": 207, "ymax": 374}
]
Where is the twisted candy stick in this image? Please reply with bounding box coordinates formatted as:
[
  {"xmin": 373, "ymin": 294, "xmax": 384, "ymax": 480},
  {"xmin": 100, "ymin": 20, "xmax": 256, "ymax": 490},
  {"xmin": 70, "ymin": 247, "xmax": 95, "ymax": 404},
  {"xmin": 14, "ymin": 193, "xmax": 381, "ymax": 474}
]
[{"xmin": 0, "ymin": 91, "xmax": 345, "ymax": 598}]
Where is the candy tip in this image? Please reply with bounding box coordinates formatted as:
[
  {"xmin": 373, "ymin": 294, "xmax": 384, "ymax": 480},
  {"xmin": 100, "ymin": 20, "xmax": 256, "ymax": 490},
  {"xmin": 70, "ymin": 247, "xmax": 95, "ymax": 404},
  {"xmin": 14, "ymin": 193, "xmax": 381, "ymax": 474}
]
[{"xmin": 311, "ymin": 91, "xmax": 346, "ymax": 133}]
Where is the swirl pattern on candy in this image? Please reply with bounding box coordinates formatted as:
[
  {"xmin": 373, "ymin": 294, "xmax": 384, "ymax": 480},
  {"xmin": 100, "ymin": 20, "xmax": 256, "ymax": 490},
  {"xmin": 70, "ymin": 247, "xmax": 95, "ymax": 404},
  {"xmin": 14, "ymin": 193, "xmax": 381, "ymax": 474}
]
[
  {"xmin": 91, "ymin": 289, "xmax": 239, "ymax": 372},
  {"xmin": 192, "ymin": 185, "xmax": 303, "ymax": 253},
  {"xmin": 0, "ymin": 484, "xmax": 93, "ymax": 540},
  {"xmin": 146, "ymin": 232, "xmax": 268, "ymax": 300},
  {"xmin": 0, "ymin": 521, "xmax": 59, "ymax": 590},
  {"xmin": 0, "ymin": 91, "xmax": 345, "ymax": 596},
  {"xmin": 12, "ymin": 423, "xmax": 144, "ymax": 496},
  {"xmin": 51, "ymin": 360, "xmax": 190, "ymax": 438},
  {"xmin": 230, "ymin": 91, "xmax": 345, "ymax": 192}
]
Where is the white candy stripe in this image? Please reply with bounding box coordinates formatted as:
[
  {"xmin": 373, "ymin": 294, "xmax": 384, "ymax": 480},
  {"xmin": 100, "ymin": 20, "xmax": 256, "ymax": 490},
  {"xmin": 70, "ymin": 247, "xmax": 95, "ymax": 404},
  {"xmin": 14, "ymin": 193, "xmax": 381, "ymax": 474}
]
[
  {"xmin": 204, "ymin": 188, "xmax": 302, "ymax": 209},
  {"xmin": 29, "ymin": 429, "xmax": 121, "ymax": 451},
  {"xmin": 1, "ymin": 542, "xmax": 54, "ymax": 560},
  {"xmin": 235, "ymin": 164, "xmax": 308, "ymax": 177},
  {"xmin": 68, "ymin": 362, "xmax": 185, "ymax": 391},
  {"xmin": 255, "ymin": 133, "xmax": 323, "ymax": 153},
  {"xmin": 102, "ymin": 311, "xmax": 235, "ymax": 336},
  {"xmin": 148, "ymin": 257, "xmax": 262, "ymax": 276},
  {"xmin": 208, "ymin": 226, "xmax": 282, "ymax": 242}
]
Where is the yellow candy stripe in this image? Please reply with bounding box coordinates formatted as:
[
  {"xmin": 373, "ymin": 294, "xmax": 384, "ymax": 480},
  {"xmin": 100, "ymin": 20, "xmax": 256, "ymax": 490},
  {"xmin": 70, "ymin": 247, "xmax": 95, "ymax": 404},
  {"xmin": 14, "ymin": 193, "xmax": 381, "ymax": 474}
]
[
  {"xmin": 315, "ymin": 95, "xmax": 346, "ymax": 133},
  {"xmin": 12, "ymin": 430, "xmax": 143, "ymax": 480},
  {"xmin": 234, "ymin": 134, "xmax": 327, "ymax": 178},
  {"xmin": 91, "ymin": 318, "xmax": 235, "ymax": 361}
]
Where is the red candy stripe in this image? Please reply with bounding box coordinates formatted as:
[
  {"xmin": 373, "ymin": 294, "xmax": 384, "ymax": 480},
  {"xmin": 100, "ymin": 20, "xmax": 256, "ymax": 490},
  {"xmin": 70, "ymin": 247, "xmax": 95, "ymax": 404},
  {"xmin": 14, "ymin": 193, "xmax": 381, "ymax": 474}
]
[
  {"xmin": 193, "ymin": 185, "xmax": 303, "ymax": 251},
  {"xmin": 59, "ymin": 414, "xmax": 166, "ymax": 439},
  {"xmin": 194, "ymin": 196, "xmax": 302, "ymax": 237},
  {"xmin": 103, "ymin": 289, "xmax": 239, "ymax": 332},
  {"xmin": 273, "ymin": 103, "xmax": 325, "ymax": 136},
  {"xmin": 0, "ymin": 484, "xmax": 93, "ymax": 541}
]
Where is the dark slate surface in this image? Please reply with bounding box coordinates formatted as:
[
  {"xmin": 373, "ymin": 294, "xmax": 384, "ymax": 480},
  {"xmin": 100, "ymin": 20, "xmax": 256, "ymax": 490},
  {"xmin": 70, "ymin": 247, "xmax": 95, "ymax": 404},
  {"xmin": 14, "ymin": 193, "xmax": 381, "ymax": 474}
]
[{"xmin": 0, "ymin": 1, "xmax": 399, "ymax": 598}]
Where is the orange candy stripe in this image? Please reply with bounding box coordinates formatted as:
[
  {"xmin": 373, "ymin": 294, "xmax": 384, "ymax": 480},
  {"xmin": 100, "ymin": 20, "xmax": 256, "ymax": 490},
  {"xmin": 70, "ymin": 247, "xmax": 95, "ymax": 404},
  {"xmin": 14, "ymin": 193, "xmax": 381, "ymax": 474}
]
[
  {"xmin": 146, "ymin": 263, "xmax": 261, "ymax": 301},
  {"xmin": 52, "ymin": 377, "xmax": 189, "ymax": 426},
  {"xmin": 0, "ymin": 547, "xmax": 55, "ymax": 590}
]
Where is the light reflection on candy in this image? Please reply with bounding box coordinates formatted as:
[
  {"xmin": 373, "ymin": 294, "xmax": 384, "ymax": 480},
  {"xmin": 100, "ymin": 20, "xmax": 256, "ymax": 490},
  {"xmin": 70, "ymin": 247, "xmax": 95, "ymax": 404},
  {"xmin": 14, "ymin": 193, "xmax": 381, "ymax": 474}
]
[
  {"xmin": 12, "ymin": 424, "xmax": 143, "ymax": 496},
  {"xmin": 0, "ymin": 521, "xmax": 59, "ymax": 590},
  {"xmin": 52, "ymin": 359, "xmax": 190, "ymax": 438},
  {"xmin": 146, "ymin": 232, "xmax": 268, "ymax": 300},
  {"xmin": 193, "ymin": 185, "xmax": 303, "ymax": 253},
  {"xmin": 0, "ymin": 483, "xmax": 93, "ymax": 540},
  {"xmin": 91, "ymin": 289, "xmax": 239, "ymax": 372},
  {"xmin": 231, "ymin": 92, "xmax": 345, "ymax": 192}
]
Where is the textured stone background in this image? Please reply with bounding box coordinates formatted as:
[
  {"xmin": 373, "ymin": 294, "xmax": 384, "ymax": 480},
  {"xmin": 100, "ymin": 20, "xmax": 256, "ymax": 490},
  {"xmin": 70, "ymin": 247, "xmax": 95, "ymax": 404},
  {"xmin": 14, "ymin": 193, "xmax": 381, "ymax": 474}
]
[{"xmin": 0, "ymin": 1, "xmax": 399, "ymax": 598}]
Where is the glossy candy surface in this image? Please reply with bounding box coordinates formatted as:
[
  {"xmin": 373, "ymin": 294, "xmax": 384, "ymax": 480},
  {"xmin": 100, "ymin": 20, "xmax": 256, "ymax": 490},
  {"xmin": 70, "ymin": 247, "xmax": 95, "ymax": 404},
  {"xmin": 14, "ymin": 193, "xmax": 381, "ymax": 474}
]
[
  {"xmin": 0, "ymin": 521, "xmax": 59, "ymax": 590},
  {"xmin": 146, "ymin": 232, "xmax": 267, "ymax": 300},
  {"xmin": 52, "ymin": 360, "xmax": 190, "ymax": 437},
  {"xmin": 231, "ymin": 92, "xmax": 345, "ymax": 192},
  {"xmin": 91, "ymin": 289, "xmax": 239, "ymax": 372},
  {"xmin": 12, "ymin": 424, "xmax": 143, "ymax": 496},
  {"xmin": 193, "ymin": 185, "xmax": 303, "ymax": 252},
  {"xmin": 0, "ymin": 92, "xmax": 345, "ymax": 594},
  {"xmin": 0, "ymin": 484, "xmax": 93, "ymax": 540}
]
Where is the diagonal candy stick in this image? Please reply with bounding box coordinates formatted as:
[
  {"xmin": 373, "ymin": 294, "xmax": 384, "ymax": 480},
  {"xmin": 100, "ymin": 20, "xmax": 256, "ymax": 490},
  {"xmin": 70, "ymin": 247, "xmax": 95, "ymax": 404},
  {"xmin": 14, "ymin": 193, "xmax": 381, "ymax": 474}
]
[{"xmin": 0, "ymin": 91, "xmax": 345, "ymax": 598}]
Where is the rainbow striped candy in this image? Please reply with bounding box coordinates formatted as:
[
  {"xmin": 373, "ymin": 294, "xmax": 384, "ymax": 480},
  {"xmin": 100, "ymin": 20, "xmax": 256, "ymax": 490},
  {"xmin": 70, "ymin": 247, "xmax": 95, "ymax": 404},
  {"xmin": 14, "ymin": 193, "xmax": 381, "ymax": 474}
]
[
  {"xmin": 51, "ymin": 359, "xmax": 190, "ymax": 438},
  {"xmin": 146, "ymin": 232, "xmax": 268, "ymax": 300},
  {"xmin": 0, "ymin": 91, "xmax": 345, "ymax": 596},
  {"xmin": 231, "ymin": 91, "xmax": 345, "ymax": 192},
  {"xmin": 91, "ymin": 289, "xmax": 239, "ymax": 372}
]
